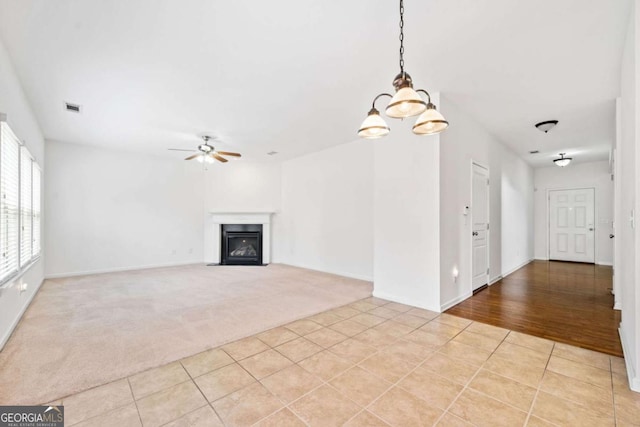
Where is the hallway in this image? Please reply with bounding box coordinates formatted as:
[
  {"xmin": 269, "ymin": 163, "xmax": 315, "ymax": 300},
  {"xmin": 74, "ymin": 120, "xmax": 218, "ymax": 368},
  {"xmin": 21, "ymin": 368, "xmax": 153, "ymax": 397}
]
[{"xmin": 446, "ymin": 261, "xmax": 622, "ymax": 356}]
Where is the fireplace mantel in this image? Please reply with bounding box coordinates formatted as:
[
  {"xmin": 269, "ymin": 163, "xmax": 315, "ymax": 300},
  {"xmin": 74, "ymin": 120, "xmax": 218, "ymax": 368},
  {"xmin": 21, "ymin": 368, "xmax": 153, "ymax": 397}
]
[
  {"xmin": 205, "ymin": 211, "xmax": 275, "ymax": 264},
  {"xmin": 209, "ymin": 211, "xmax": 275, "ymax": 224}
]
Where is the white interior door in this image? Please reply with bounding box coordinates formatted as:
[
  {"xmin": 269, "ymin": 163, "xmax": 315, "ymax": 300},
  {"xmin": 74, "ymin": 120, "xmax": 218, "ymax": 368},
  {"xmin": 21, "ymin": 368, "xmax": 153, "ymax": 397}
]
[
  {"xmin": 549, "ymin": 188, "xmax": 595, "ymax": 263},
  {"xmin": 472, "ymin": 164, "xmax": 490, "ymax": 290}
]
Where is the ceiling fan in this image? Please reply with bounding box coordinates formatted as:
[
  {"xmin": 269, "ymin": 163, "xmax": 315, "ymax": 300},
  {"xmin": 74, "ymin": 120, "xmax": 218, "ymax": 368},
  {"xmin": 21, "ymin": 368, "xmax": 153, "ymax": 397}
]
[{"xmin": 168, "ymin": 136, "xmax": 241, "ymax": 163}]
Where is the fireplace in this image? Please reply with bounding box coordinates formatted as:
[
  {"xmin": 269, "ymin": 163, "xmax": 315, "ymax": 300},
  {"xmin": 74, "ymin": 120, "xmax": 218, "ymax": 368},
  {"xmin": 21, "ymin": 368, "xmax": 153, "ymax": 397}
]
[{"xmin": 220, "ymin": 224, "xmax": 263, "ymax": 265}]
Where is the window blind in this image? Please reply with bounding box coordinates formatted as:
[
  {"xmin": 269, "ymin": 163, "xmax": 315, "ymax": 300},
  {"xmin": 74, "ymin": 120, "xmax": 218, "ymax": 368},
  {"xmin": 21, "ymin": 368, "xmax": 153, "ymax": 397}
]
[
  {"xmin": 32, "ymin": 166, "xmax": 41, "ymax": 256},
  {"xmin": 0, "ymin": 123, "xmax": 21, "ymax": 282},
  {"xmin": 20, "ymin": 147, "xmax": 32, "ymax": 267}
]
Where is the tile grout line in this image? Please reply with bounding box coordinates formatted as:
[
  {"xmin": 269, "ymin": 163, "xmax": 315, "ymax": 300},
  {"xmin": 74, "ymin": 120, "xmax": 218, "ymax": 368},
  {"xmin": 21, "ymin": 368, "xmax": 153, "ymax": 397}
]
[
  {"xmin": 523, "ymin": 341, "xmax": 557, "ymax": 427},
  {"xmin": 178, "ymin": 359, "xmax": 226, "ymax": 426},
  {"xmin": 431, "ymin": 322, "xmax": 511, "ymax": 425},
  {"xmin": 345, "ymin": 313, "xmax": 476, "ymax": 425},
  {"xmin": 609, "ymin": 357, "xmax": 619, "ymax": 427},
  {"xmin": 269, "ymin": 299, "xmax": 419, "ymax": 426},
  {"xmin": 126, "ymin": 378, "xmax": 145, "ymax": 427},
  {"xmin": 249, "ymin": 302, "xmax": 380, "ymax": 425}
]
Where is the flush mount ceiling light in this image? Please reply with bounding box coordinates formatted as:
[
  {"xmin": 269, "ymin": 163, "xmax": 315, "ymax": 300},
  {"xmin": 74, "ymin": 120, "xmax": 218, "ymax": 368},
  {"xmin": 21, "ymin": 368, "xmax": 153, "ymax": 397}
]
[
  {"xmin": 358, "ymin": 0, "xmax": 448, "ymax": 139},
  {"xmin": 535, "ymin": 120, "xmax": 558, "ymax": 133},
  {"xmin": 554, "ymin": 153, "xmax": 572, "ymax": 167}
]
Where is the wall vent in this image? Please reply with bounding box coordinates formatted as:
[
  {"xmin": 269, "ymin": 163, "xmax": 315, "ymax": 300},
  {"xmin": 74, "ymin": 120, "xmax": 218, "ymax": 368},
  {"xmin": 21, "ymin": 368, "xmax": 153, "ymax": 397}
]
[
  {"xmin": 529, "ymin": 150, "xmax": 539, "ymax": 154},
  {"xmin": 65, "ymin": 102, "xmax": 81, "ymax": 113}
]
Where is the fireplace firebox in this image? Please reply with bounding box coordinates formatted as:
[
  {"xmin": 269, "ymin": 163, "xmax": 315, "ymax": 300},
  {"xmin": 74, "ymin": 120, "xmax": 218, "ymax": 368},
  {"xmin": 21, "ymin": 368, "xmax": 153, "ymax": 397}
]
[{"xmin": 220, "ymin": 224, "xmax": 263, "ymax": 265}]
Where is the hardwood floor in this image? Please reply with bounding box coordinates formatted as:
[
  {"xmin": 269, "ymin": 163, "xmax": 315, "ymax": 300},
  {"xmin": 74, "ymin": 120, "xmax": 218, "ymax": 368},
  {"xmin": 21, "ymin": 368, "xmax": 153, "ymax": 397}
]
[{"xmin": 446, "ymin": 260, "xmax": 622, "ymax": 356}]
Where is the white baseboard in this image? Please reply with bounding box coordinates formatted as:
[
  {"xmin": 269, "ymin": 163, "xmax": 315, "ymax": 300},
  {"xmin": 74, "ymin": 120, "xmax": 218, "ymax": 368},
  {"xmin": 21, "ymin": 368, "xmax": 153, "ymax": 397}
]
[
  {"xmin": 619, "ymin": 325, "xmax": 640, "ymax": 392},
  {"xmin": 534, "ymin": 257, "xmax": 549, "ymax": 261},
  {"xmin": 280, "ymin": 262, "xmax": 373, "ymax": 282},
  {"xmin": 490, "ymin": 275, "xmax": 502, "ymax": 285},
  {"xmin": 501, "ymin": 258, "xmax": 534, "ymax": 278},
  {"xmin": 44, "ymin": 260, "xmax": 204, "ymax": 279},
  {"xmin": 596, "ymin": 261, "xmax": 613, "ymax": 266},
  {"xmin": 440, "ymin": 291, "xmax": 473, "ymax": 312},
  {"xmin": 372, "ymin": 289, "xmax": 441, "ymax": 313},
  {"xmin": 0, "ymin": 278, "xmax": 44, "ymax": 351}
]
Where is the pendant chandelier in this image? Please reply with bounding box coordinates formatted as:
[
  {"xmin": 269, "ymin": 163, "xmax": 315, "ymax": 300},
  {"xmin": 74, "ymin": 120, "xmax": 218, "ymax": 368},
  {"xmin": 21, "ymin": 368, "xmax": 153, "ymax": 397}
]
[{"xmin": 358, "ymin": 0, "xmax": 448, "ymax": 139}]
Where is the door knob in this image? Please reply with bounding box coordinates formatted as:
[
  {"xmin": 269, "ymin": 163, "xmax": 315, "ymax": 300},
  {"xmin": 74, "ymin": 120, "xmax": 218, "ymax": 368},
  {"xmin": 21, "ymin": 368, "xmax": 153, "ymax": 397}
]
[
  {"xmin": 610, "ymin": 234, "xmax": 615, "ymax": 239},
  {"xmin": 472, "ymin": 231, "xmax": 478, "ymax": 236},
  {"xmin": 588, "ymin": 228, "xmax": 594, "ymax": 231}
]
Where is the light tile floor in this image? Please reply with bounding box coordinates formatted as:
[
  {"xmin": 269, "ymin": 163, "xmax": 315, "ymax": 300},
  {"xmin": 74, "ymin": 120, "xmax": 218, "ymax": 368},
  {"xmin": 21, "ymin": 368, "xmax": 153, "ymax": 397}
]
[{"xmin": 49, "ymin": 297, "xmax": 639, "ymax": 426}]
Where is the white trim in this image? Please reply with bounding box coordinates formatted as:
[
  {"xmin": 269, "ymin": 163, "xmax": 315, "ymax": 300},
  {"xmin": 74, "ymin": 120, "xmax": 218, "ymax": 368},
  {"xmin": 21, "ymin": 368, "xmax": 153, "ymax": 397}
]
[
  {"xmin": 489, "ymin": 275, "xmax": 502, "ymax": 285},
  {"xmin": 0, "ymin": 278, "xmax": 44, "ymax": 350},
  {"xmin": 535, "ymin": 257, "xmax": 549, "ymax": 261},
  {"xmin": 44, "ymin": 260, "xmax": 203, "ymax": 279},
  {"xmin": 501, "ymin": 259, "xmax": 534, "ymax": 278},
  {"xmin": 280, "ymin": 262, "xmax": 373, "ymax": 282},
  {"xmin": 440, "ymin": 291, "xmax": 473, "ymax": 312},
  {"xmin": 596, "ymin": 261, "xmax": 613, "ymax": 266},
  {"xmin": 619, "ymin": 325, "xmax": 640, "ymax": 392},
  {"xmin": 373, "ymin": 289, "xmax": 441, "ymax": 313}
]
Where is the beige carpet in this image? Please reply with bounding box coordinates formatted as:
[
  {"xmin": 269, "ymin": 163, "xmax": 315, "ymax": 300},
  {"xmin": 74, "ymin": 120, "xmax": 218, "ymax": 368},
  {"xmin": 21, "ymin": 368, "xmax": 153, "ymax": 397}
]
[{"xmin": 0, "ymin": 263, "xmax": 372, "ymax": 405}]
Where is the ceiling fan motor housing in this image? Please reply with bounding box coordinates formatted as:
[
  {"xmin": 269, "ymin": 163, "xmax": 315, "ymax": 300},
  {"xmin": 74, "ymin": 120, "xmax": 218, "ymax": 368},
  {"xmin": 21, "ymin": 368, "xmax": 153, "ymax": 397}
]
[{"xmin": 198, "ymin": 144, "xmax": 214, "ymax": 153}]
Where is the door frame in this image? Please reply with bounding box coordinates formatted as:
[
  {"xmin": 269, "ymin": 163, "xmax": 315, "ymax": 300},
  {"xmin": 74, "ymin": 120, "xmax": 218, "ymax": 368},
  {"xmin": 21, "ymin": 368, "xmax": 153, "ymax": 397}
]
[
  {"xmin": 470, "ymin": 160, "xmax": 490, "ymax": 289},
  {"xmin": 546, "ymin": 186, "xmax": 597, "ymax": 263}
]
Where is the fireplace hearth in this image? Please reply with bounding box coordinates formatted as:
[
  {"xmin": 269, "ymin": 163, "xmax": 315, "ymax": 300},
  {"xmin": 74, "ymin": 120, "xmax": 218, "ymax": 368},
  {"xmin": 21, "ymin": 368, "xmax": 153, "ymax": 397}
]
[{"xmin": 220, "ymin": 224, "xmax": 263, "ymax": 265}]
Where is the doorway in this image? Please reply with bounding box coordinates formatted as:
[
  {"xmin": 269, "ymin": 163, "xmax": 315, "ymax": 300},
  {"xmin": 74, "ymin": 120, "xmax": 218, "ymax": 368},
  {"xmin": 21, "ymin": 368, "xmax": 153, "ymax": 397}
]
[
  {"xmin": 471, "ymin": 163, "xmax": 490, "ymax": 290},
  {"xmin": 548, "ymin": 188, "xmax": 595, "ymax": 263}
]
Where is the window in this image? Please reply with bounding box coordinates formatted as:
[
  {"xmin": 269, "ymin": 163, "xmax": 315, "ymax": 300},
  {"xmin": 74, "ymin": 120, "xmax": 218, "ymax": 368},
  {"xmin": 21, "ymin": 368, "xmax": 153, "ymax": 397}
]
[
  {"xmin": 20, "ymin": 147, "xmax": 32, "ymax": 266},
  {"xmin": 0, "ymin": 121, "xmax": 41, "ymax": 284}
]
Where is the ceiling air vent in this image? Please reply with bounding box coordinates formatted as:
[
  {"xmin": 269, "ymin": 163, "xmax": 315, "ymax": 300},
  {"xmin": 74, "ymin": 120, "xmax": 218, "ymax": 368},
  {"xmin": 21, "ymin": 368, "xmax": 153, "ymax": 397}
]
[
  {"xmin": 65, "ymin": 102, "xmax": 81, "ymax": 113},
  {"xmin": 529, "ymin": 150, "xmax": 539, "ymax": 154}
]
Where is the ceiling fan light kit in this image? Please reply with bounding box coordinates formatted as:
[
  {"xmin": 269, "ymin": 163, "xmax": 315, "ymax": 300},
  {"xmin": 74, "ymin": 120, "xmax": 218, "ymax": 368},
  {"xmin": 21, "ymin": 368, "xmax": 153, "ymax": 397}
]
[{"xmin": 358, "ymin": 0, "xmax": 448, "ymax": 139}]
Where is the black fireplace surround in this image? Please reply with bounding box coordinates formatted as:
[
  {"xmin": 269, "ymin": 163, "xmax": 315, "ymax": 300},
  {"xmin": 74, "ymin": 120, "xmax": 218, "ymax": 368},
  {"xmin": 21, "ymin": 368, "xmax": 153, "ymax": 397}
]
[{"xmin": 220, "ymin": 224, "xmax": 263, "ymax": 265}]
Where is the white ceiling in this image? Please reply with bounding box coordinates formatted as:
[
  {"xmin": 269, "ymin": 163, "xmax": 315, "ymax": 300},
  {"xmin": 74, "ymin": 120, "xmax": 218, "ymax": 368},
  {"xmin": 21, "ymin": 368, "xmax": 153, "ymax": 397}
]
[{"xmin": 0, "ymin": 0, "xmax": 631, "ymax": 166}]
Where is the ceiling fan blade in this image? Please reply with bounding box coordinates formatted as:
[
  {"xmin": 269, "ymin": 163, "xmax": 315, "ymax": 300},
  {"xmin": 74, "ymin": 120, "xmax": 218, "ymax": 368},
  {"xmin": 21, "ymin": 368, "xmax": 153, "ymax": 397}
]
[
  {"xmin": 212, "ymin": 153, "xmax": 228, "ymax": 163},
  {"xmin": 168, "ymin": 148, "xmax": 197, "ymax": 152},
  {"xmin": 216, "ymin": 151, "xmax": 242, "ymax": 157},
  {"xmin": 185, "ymin": 154, "xmax": 200, "ymax": 160}
]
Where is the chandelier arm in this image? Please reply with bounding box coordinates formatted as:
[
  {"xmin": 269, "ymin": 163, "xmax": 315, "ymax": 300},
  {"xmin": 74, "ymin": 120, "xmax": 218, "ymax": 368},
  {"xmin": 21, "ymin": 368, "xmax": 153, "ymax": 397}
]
[
  {"xmin": 372, "ymin": 93, "xmax": 393, "ymax": 109},
  {"xmin": 416, "ymin": 89, "xmax": 432, "ymax": 104}
]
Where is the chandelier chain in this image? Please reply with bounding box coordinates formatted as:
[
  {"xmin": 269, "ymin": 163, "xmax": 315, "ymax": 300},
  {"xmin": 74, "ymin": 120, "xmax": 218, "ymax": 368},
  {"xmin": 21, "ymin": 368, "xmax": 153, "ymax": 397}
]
[{"xmin": 399, "ymin": 0, "xmax": 405, "ymax": 73}]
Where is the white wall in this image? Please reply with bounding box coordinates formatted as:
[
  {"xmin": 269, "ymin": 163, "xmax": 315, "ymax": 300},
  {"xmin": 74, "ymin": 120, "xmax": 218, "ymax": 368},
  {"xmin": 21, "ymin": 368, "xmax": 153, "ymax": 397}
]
[
  {"xmin": 617, "ymin": 2, "xmax": 640, "ymax": 392},
  {"xmin": 205, "ymin": 161, "xmax": 281, "ymax": 213},
  {"xmin": 45, "ymin": 141, "xmax": 205, "ymax": 277},
  {"xmin": 373, "ymin": 116, "xmax": 441, "ymax": 311},
  {"xmin": 499, "ymin": 145, "xmax": 535, "ymax": 276},
  {"xmin": 0, "ymin": 38, "xmax": 46, "ymax": 349},
  {"xmin": 279, "ymin": 141, "xmax": 373, "ymax": 280},
  {"xmin": 533, "ymin": 161, "xmax": 614, "ymax": 265},
  {"xmin": 439, "ymin": 96, "xmax": 534, "ymax": 310}
]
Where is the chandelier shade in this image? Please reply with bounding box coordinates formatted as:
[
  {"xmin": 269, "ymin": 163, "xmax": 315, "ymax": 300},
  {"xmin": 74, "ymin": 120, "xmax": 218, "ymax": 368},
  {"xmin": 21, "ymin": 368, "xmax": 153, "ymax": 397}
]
[
  {"xmin": 358, "ymin": 108, "xmax": 390, "ymax": 139},
  {"xmin": 413, "ymin": 103, "xmax": 449, "ymax": 135}
]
